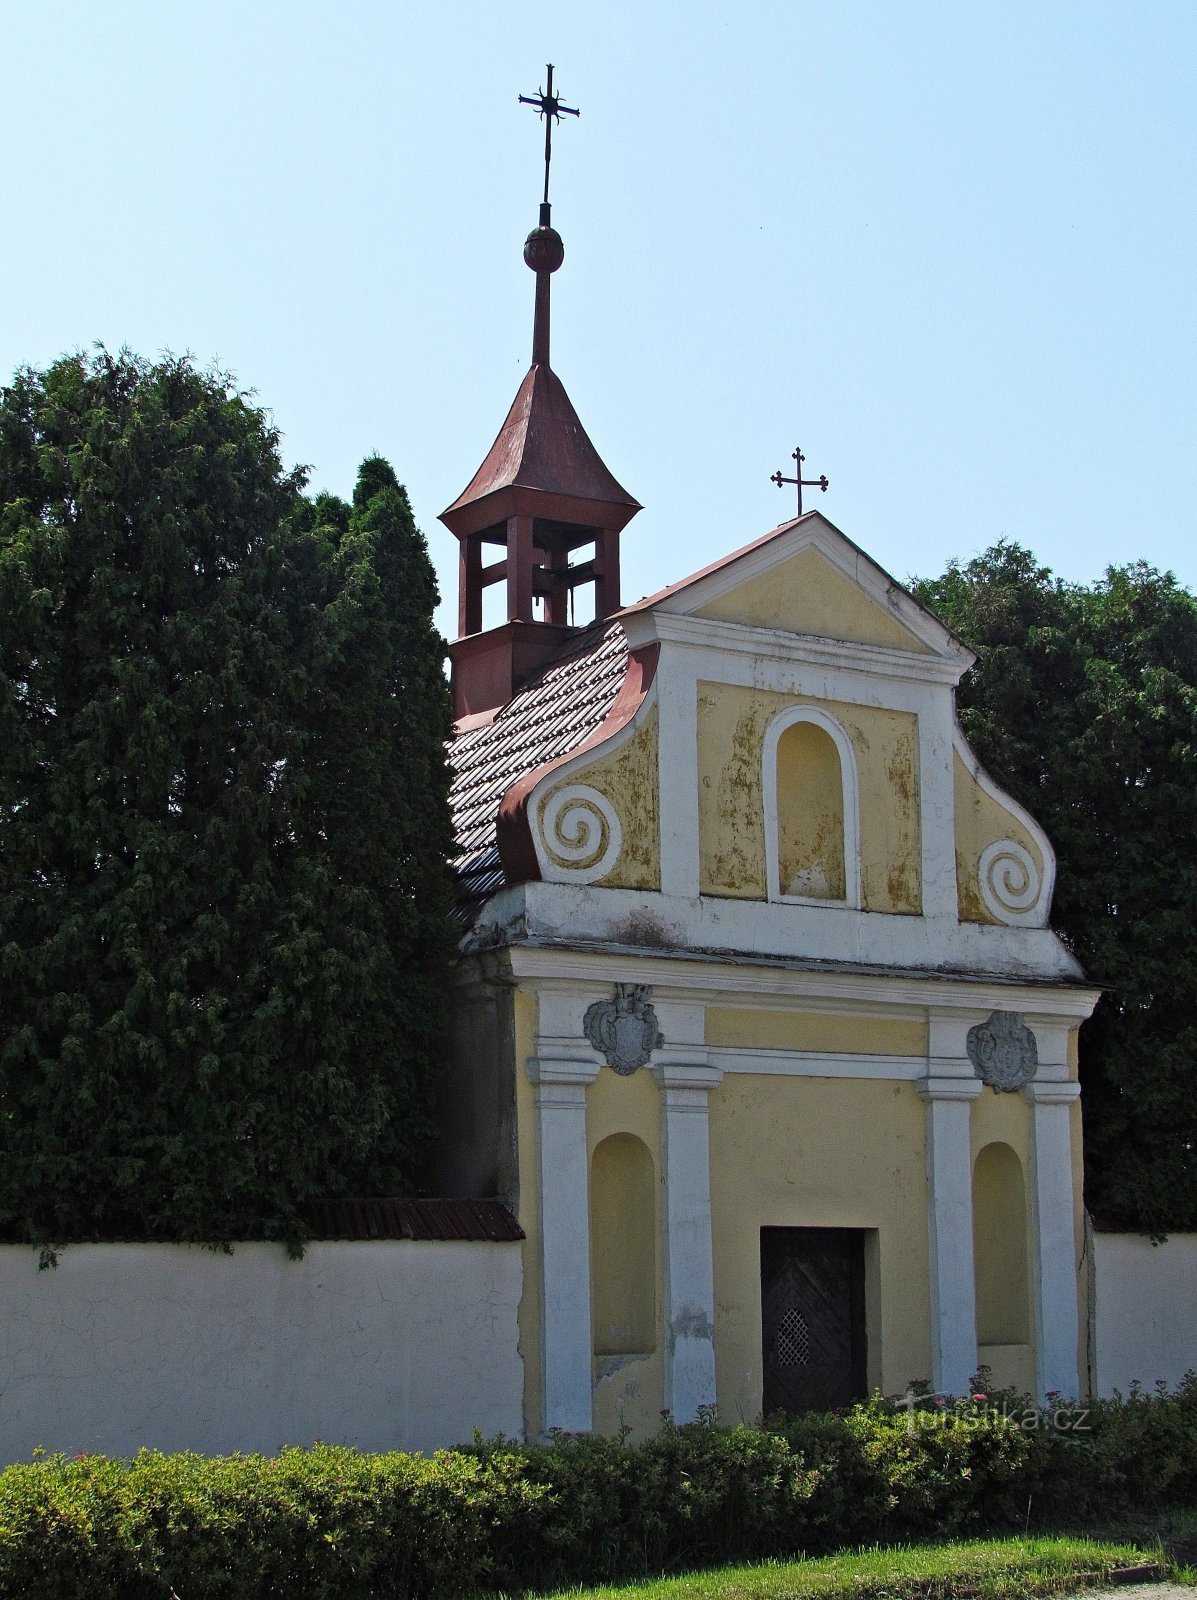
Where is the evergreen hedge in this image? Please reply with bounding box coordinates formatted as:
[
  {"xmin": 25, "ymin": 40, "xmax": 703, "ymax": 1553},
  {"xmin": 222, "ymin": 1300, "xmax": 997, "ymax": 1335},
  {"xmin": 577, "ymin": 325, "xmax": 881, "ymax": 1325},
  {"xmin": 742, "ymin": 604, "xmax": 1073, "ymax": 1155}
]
[
  {"xmin": 0, "ymin": 351, "xmax": 456, "ymax": 1249},
  {"xmin": 1, "ymin": 1380, "xmax": 1194, "ymax": 1600}
]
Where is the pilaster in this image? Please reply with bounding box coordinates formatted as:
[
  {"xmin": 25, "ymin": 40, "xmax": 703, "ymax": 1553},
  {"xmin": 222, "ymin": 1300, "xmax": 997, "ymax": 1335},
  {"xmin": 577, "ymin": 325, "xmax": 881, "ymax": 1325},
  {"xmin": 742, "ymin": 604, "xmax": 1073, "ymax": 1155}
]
[
  {"xmin": 527, "ymin": 1055, "xmax": 600, "ymax": 1432},
  {"xmin": 1023, "ymin": 1079, "xmax": 1082, "ymax": 1400},
  {"xmin": 654, "ymin": 1056, "xmax": 722, "ymax": 1420},
  {"xmin": 919, "ymin": 1074, "xmax": 982, "ymax": 1395}
]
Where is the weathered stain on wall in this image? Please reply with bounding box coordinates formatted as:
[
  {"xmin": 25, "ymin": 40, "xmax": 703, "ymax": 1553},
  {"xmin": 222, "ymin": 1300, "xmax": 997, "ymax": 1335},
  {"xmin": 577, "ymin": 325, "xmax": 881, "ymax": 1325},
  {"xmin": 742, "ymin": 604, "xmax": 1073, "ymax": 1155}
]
[
  {"xmin": 953, "ymin": 752, "xmax": 1043, "ymax": 924},
  {"xmin": 539, "ymin": 708, "xmax": 661, "ymax": 890},
  {"xmin": 694, "ymin": 543, "xmax": 932, "ymax": 655},
  {"xmin": 698, "ymin": 686, "xmax": 769, "ymax": 898},
  {"xmin": 697, "ymin": 683, "xmax": 922, "ymax": 913}
]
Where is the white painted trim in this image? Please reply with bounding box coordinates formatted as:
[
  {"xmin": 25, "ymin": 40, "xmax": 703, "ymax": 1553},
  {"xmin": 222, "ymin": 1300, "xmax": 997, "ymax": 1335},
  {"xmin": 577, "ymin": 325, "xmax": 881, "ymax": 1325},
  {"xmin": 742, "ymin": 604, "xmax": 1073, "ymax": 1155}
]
[
  {"xmin": 762, "ymin": 704, "xmax": 861, "ymax": 908},
  {"xmin": 491, "ymin": 914, "xmax": 1100, "ymax": 1017},
  {"xmin": 654, "ymin": 1062, "xmax": 720, "ymax": 1420},
  {"xmin": 623, "ymin": 610, "xmax": 970, "ymax": 686},
  {"xmin": 642, "ymin": 514, "xmax": 974, "ymax": 667},
  {"xmin": 471, "ymin": 880, "xmax": 1094, "ymax": 988},
  {"xmin": 923, "ymin": 1092, "xmax": 979, "ymax": 1394},
  {"xmin": 1023, "ymin": 1080, "xmax": 1081, "ymax": 1105},
  {"xmin": 952, "ymin": 725, "xmax": 1057, "ymax": 928},
  {"xmin": 1025, "ymin": 1096, "xmax": 1082, "ymax": 1399},
  {"xmin": 656, "ymin": 643, "xmax": 701, "ymax": 899},
  {"xmin": 919, "ymin": 1076, "xmax": 985, "ymax": 1102},
  {"xmin": 528, "ymin": 1055, "xmax": 599, "ymax": 1433},
  {"xmin": 917, "ymin": 688, "xmax": 959, "ymax": 920}
]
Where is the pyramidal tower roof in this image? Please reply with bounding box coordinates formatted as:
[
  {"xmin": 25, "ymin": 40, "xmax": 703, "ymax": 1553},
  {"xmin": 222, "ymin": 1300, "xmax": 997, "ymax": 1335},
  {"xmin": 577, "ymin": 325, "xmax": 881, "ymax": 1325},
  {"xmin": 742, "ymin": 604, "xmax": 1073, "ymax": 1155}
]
[{"xmin": 440, "ymin": 362, "xmax": 641, "ymax": 538}]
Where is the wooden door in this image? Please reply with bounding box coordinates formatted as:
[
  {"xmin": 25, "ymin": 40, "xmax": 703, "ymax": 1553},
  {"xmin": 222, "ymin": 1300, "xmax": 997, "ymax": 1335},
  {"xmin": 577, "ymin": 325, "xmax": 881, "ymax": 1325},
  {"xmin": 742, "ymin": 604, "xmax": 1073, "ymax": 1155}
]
[{"xmin": 760, "ymin": 1227, "xmax": 867, "ymax": 1416}]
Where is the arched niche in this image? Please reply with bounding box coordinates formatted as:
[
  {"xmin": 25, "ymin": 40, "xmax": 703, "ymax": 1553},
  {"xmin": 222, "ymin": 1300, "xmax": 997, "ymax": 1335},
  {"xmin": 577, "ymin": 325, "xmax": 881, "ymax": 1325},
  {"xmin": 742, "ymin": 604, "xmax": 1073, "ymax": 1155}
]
[
  {"xmin": 972, "ymin": 1141, "xmax": 1030, "ymax": 1346},
  {"xmin": 590, "ymin": 1133, "xmax": 656, "ymax": 1356},
  {"xmin": 763, "ymin": 706, "xmax": 860, "ymax": 906}
]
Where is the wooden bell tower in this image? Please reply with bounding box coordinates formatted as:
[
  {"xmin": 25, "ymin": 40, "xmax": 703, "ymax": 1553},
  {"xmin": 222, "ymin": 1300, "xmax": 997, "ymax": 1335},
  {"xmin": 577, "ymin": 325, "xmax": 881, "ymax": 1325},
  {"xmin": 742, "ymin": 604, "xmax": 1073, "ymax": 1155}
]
[{"xmin": 440, "ymin": 65, "xmax": 641, "ymax": 723}]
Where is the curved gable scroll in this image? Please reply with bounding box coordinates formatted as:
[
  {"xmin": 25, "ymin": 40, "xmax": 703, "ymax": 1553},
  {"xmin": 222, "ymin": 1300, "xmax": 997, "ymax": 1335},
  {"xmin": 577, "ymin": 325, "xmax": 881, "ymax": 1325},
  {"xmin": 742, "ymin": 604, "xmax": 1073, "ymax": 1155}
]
[
  {"xmin": 952, "ymin": 726, "xmax": 1056, "ymax": 927},
  {"xmin": 497, "ymin": 643, "xmax": 660, "ymax": 888},
  {"xmin": 763, "ymin": 706, "xmax": 861, "ymax": 908}
]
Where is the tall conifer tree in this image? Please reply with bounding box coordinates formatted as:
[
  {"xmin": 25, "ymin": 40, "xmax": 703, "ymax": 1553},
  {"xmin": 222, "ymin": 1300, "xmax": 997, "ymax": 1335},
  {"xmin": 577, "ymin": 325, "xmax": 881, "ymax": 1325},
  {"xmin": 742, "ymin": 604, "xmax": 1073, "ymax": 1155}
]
[{"xmin": 0, "ymin": 350, "xmax": 455, "ymax": 1247}]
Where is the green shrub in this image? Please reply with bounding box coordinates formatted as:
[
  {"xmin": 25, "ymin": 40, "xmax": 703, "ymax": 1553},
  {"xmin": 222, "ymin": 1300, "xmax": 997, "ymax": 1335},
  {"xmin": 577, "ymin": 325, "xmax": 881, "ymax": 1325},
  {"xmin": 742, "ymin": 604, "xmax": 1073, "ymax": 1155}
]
[{"xmin": 1, "ymin": 1380, "xmax": 1194, "ymax": 1599}]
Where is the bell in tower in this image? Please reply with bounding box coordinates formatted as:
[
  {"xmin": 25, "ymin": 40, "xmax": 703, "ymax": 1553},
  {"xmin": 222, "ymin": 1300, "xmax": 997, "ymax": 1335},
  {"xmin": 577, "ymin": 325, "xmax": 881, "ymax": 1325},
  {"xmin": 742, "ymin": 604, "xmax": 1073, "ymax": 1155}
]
[{"xmin": 440, "ymin": 65, "xmax": 641, "ymax": 724}]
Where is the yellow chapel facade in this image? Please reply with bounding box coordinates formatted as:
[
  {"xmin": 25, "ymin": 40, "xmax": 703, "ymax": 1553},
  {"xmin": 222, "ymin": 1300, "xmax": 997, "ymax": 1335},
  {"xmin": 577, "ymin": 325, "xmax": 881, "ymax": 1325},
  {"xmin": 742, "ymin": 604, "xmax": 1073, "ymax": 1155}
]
[
  {"xmin": 438, "ymin": 121, "xmax": 1098, "ymax": 1439},
  {"xmin": 443, "ymin": 514, "xmax": 1098, "ymax": 1437}
]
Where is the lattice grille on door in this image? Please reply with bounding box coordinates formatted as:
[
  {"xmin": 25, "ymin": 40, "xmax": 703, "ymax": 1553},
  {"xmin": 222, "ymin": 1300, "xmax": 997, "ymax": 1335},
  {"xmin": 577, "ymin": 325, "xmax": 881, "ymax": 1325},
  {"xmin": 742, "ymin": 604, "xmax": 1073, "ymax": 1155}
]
[{"xmin": 776, "ymin": 1307, "xmax": 810, "ymax": 1366}]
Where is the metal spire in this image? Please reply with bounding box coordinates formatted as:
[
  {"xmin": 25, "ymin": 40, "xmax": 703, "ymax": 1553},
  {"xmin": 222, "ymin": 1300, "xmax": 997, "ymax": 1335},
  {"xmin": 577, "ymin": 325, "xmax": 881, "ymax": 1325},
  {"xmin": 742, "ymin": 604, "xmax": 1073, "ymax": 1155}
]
[
  {"xmin": 519, "ymin": 63, "xmax": 580, "ymax": 210},
  {"xmin": 771, "ymin": 446, "xmax": 829, "ymax": 515}
]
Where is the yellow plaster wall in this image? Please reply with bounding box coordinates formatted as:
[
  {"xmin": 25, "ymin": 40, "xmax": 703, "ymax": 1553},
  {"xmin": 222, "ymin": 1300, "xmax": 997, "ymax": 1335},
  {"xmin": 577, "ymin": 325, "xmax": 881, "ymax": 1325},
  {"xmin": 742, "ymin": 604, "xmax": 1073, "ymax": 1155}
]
[
  {"xmin": 697, "ymin": 683, "xmax": 922, "ymax": 913},
  {"xmin": 709, "ymin": 1074, "xmax": 931, "ymax": 1416},
  {"xmin": 706, "ymin": 1007, "xmax": 927, "ymax": 1058},
  {"xmin": 513, "ymin": 990, "xmax": 543, "ymax": 1440},
  {"xmin": 953, "ymin": 752, "xmax": 1044, "ymax": 925},
  {"xmin": 776, "ymin": 721, "xmax": 846, "ymax": 898},
  {"xmin": 694, "ymin": 544, "xmax": 931, "ymax": 654},
  {"xmin": 587, "ymin": 1066, "xmax": 664, "ymax": 1438},
  {"xmin": 538, "ymin": 708, "xmax": 660, "ymax": 890}
]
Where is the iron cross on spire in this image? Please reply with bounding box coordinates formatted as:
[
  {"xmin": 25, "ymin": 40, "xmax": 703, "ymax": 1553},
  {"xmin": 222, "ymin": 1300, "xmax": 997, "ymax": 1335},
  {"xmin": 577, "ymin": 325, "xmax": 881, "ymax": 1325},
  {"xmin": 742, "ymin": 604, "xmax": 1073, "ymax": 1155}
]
[
  {"xmin": 771, "ymin": 447, "xmax": 829, "ymax": 516},
  {"xmin": 519, "ymin": 63, "xmax": 579, "ymax": 208}
]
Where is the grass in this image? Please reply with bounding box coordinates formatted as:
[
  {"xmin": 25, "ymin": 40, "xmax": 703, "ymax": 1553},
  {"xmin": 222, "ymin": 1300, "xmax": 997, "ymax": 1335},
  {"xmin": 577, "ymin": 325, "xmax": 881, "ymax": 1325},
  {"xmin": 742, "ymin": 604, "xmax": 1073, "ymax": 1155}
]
[{"xmin": 528, "ymin": 1535, "xmax": 1184, "ymax": 1600}]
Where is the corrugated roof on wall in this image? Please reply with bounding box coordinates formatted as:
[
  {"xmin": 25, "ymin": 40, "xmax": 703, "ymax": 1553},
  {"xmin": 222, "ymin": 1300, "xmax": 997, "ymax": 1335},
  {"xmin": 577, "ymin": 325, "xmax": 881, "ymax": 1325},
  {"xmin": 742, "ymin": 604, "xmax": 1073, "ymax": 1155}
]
[
  {"xmin": 448, "ymin": 619, "xmax": 628, "ymax": 918},
  {"xmin": 300, "ymin": 1197, "xmax": 525, "ymax": 1242}
]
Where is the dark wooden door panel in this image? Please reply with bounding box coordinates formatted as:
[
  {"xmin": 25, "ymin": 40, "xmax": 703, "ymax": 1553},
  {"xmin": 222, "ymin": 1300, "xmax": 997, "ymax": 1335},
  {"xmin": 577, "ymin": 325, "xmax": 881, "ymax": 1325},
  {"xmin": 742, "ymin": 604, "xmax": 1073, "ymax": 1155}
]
[{"xmin": 761, "ymin": 1227, "xmax": 866, "ymax": 1416}]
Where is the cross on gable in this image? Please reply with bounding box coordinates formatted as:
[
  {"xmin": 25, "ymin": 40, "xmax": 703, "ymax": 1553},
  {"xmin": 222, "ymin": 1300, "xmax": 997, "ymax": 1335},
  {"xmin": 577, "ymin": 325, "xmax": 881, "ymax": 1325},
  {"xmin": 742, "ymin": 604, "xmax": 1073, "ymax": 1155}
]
[{"xmin": 771, "ymin": 446, "xmax": 829, "ymax": 516}]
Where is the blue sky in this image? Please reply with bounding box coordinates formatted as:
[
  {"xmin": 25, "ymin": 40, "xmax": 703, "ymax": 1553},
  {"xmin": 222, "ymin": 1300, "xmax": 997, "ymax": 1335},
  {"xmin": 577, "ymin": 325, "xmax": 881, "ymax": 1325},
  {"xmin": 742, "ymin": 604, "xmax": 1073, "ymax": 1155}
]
[{"xmin": 3, "ymin": 2, "xmax": 1194, "ymax": 638}]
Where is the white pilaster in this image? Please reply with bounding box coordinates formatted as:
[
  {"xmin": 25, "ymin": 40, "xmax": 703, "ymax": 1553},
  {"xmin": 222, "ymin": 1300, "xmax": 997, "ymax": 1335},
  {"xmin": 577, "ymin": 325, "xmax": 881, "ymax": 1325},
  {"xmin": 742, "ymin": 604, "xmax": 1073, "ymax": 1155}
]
[
  {"xmin": 1023, "ymin": 1080, "xmax": 1082, "ymax": 1400},
  {"xmin": 654, "ymin": 1058, "xmax": 723, "ymax": 1420},
  {"xmin": 919, "ymin": 1075, "xmax": 982, "ymax": 1395},
  {"xmin": 527, "ymin": 1056, "xmax": 599, "ymax": 1433},
  {"xmin": 655, "ymin": 648, "xmax": 700, "ymax": 899},
  {"xmin": 917, "ymin": 690, "xmax": 960, "ymax": 920}
]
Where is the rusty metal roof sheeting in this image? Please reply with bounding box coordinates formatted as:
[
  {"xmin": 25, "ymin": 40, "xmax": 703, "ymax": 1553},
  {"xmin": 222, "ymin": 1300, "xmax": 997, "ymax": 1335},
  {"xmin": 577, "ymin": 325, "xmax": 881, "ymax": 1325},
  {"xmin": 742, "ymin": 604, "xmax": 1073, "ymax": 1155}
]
[
  {"xmin": 449, "ymin": 619, "xmax": 628, "ymax": 918},
  {"xmin": 300, "ymin": 1197, "xmax": 525, "ymax": 1242},
  {"xmin": 442, "ymin": 364, "xmax": 641, "ymax": 524}
]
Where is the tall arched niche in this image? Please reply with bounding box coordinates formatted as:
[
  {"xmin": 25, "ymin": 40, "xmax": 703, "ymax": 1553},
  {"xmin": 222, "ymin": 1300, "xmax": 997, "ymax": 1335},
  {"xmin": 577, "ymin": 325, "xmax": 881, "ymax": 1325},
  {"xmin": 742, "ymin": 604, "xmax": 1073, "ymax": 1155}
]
[
  {"xmin": 764, "ymin": 706, "xmax": 860, "ymax": 905},
  {"xmin": 590, "ymin": 1132, "xmax": 657, "ymax": 1356},
  {"xmin": 972, "ymin": 1141, "xmax": 1030, "ymax": 1346}
]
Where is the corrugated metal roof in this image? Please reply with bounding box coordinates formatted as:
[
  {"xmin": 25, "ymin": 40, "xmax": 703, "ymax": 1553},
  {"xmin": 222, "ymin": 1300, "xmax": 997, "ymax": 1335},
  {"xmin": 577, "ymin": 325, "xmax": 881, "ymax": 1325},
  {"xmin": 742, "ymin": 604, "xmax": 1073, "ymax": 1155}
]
[
  {"xmin": 448, "ymin": 618, "xmax": 628, "ymax": 918},
  {"xmin": 300, "ymin": 1197, "xmax": 524, "ymax": 1242}
]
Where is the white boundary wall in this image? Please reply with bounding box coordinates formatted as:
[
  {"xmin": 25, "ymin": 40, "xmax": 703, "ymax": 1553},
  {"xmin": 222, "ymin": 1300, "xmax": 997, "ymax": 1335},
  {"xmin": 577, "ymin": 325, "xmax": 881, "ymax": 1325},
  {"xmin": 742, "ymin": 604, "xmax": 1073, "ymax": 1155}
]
[
  {"xmin": 1091, "ymin": 1231, "xmax": 1197, "ymax": 1395},
  {"xmin": 0, "ymin": 1240, "xmax": 523, "ymax": 1465}
]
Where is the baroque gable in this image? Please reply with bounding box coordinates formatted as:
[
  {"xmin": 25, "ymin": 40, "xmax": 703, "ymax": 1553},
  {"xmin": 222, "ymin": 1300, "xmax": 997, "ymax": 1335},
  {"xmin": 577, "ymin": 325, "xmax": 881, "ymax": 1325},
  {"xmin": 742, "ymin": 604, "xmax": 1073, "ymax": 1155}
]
[{"xmin": 449, "ymin": 511, "xmax": 1072, "ymax": 982}]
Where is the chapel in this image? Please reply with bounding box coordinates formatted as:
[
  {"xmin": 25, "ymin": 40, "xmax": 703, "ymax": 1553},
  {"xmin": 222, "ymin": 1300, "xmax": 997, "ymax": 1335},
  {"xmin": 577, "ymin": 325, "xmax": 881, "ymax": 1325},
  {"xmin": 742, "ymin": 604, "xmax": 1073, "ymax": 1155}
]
[{"xmin": 438, "ymin": 73, "xmax": 1099, "ymax": 1439}]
